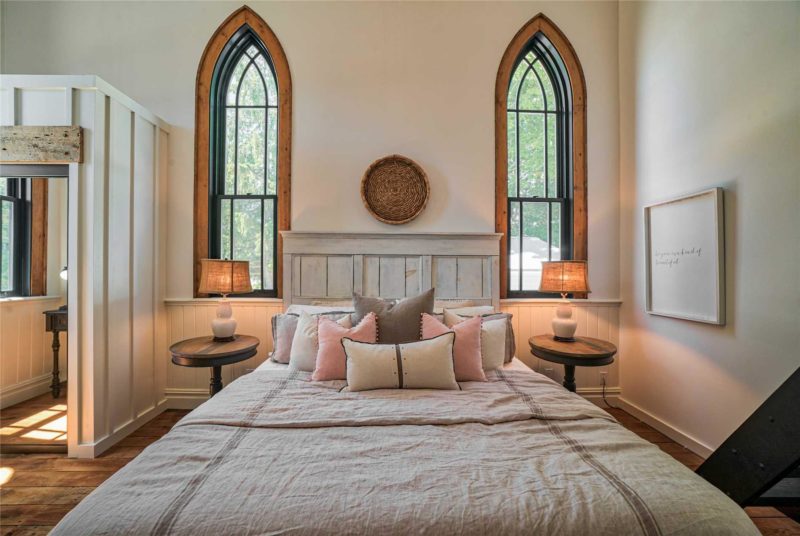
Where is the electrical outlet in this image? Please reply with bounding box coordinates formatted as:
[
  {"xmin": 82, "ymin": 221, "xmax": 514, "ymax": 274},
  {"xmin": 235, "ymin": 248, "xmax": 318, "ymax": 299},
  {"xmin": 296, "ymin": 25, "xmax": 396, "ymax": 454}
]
[
  {"xmin": 544, "ymin": 367, "xmax": 554, "ymax": 378},
  {"xmin": 599, "ymin": 371, "xmax": 608, "ymax": 385}
]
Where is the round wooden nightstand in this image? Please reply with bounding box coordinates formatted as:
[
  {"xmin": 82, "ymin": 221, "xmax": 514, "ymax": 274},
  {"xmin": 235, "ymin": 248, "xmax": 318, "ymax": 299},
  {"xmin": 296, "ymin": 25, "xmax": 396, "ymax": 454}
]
[
  {"xmin": 528, "ymin": 335, "xmax": 616, "ymax": 393},
  {"xmin": 170, "ymin": 335, "xmax": 259, "ymax": 396}
]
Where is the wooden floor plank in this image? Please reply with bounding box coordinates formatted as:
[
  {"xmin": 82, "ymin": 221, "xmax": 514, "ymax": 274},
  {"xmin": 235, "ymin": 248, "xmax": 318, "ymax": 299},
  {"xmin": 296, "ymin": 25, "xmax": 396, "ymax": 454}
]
[
  {"xmin": 751, "ymin": 517, "xmax": 800, "ymax": 536},
  {"xmin": 0, "ymin": 487, "xmax": 93, "ymax": 505},
  {"xmin": 0, "ymin": 505, "xmax": 73, "ymax": 526},
  {"xmin": 0, "ymin": 526, "xmax": 54, "ymax": 535}
]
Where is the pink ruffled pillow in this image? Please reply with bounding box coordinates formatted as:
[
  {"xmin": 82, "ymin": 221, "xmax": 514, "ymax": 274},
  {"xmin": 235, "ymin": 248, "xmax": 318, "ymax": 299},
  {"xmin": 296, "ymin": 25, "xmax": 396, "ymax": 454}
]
[
  {"xmin": 313, "ymin": 312, "xmax": 378, "ymax": 381},
  {"xmin": 421, "ymin": 313, "xmax": 485, "ymax": 382}
]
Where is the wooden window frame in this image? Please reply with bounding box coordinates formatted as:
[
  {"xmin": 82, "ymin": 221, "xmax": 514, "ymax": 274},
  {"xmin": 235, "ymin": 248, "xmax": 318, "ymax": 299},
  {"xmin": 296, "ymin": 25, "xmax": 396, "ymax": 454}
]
[
  {"xmin": 495, "ymin": 14, "xmax": 587, "ymax": 298},
  {"xmin": 194, "ymin": 6, "xmax": 291, "ymax": 298}
]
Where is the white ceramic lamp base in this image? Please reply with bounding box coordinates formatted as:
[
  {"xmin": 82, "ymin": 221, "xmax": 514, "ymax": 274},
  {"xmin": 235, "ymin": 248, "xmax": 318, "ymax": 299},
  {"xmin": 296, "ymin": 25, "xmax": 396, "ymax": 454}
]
[
  {"xmin": 211, "ymin": 297, "xmax": 237, "ymax": 341},
  {"xmin": 552, "ymin": 298, "xmax": 578, "ymax": 342}
]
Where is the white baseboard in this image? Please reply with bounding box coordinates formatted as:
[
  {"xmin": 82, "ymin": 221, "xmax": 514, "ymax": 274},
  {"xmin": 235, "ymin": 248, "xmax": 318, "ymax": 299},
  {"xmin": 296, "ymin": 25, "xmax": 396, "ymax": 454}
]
[
  {"xmin": 1, "ymin": 374, "xmax": 54, "ymax": 409},
  {"xmin": 165, "ymin": 388, "xmax": 209, "ymax": 410},
  {"xmin": 69, "ymin": 400, "xmax": 169, "ymax": 458},
  {"xmin": 616, "ymin": 397, "xmax": 713, "ymax": 458},
  {"xmin": 577, "ymin": 385, "xmax": 621, "ymax": 402}
]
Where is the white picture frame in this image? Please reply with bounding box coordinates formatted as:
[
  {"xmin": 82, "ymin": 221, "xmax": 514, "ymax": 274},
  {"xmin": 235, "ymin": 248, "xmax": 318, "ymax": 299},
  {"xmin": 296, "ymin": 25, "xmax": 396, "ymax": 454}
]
[{"xmin": 644, "ymin": 187, "xmax": 725, "ymax": 325}]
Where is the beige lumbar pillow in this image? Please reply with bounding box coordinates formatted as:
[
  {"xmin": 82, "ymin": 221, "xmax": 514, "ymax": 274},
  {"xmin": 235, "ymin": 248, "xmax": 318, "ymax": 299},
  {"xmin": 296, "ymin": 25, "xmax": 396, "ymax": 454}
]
[{"xmin": 342, "ymin": 333, "xmax": 459, "ymax": 392}]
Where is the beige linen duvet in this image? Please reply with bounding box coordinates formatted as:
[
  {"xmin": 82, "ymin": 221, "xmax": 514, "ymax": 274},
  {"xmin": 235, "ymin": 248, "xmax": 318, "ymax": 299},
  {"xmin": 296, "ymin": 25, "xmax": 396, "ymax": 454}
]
[{"xmin": 52, "ymin": 366, "xmax": 757, "ymax": 535}]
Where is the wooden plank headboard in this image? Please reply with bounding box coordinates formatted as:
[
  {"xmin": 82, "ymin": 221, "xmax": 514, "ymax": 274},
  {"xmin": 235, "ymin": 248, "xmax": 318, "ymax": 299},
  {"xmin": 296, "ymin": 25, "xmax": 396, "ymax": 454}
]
[{"xmin": 281, "ymin": 232, "xmax": 502, "ymax": 309}]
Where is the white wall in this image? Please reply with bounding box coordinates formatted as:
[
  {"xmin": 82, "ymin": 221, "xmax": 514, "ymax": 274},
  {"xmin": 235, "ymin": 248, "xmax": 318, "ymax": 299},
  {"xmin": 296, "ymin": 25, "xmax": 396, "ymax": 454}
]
[
  {"xmin": 618, "ymin": 1, "xmax": 800, "ymax": 454},
  {"xmin": 0, "ymin": 75, "xmax": 171, "ymax": 457},
  {"xmin": 0, "ymin": 0, "xmax": 621, "ymax": 300}
]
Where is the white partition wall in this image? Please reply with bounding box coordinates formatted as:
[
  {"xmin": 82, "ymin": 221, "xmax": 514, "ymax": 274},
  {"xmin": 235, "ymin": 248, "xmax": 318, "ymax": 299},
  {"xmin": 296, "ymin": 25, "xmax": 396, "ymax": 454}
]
[{"xmin": 0, "ymin": 75, "xmax": 170, "ymax": 457}]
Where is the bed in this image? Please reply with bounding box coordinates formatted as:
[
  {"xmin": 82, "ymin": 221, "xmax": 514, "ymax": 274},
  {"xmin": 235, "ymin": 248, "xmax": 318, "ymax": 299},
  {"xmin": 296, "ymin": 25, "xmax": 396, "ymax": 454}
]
[
  {"xmin": 53, "ymin": 233, "xmax": 757, "ymax": 534},
  {"xmin": 53, "ymin": 359, "xmax": 757, "ymax": 535}
]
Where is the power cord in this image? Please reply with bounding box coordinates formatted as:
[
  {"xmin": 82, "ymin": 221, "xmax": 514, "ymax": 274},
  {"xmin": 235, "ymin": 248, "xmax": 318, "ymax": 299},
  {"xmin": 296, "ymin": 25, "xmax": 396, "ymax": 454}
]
[{"xmin": 601, "ymin": 374, "xmax": 617, "ymax": 409}]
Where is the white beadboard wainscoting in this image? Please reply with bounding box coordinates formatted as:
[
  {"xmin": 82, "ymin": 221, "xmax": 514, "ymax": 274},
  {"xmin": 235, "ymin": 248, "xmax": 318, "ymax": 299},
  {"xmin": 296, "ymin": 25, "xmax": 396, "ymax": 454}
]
[
  {"xmin": 163, "ymin": 299, "xmax": 621, "ymax": 407},
  {"xmin": 0, "ymin": 297, "xmax": 66, "ymax": 408}
]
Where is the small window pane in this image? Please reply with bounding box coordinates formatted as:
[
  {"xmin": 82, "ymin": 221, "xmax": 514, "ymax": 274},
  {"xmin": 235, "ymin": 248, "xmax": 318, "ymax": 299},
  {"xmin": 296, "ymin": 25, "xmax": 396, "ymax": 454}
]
[
  {"xmin": 220, "ymin": 199, "xmax": 231, "ymax": 259},
  {"xmin": 232, "ymin": 198, "xmax": 262, "ymax": 289},
  {"xmin": 226, "ymin": 56, "xmax": 248, "ymax": 106},
  {"xmin": 262, "ymin": 199, "xmax": 275, "ymax": 290},
  {"xmin": 547, "ymin": 118, "xmax": 557, "ymax": 196},
  {"xmin": 550, "ymin": 203, "xmax": 561, "ymax": 261},
  {"xmin": 224, "ymin": 108, "xmax": 236, "ymax": 194},
  {"xmin": 507, "ymin": 62, "xmax": 526, "ymax": 109},
  {"xmin": 518, "ymin": 114, "xmax": 545, "ymax": 197},
  {"xmin": 236, "ymin": 108, "xmax": 266, "ymax": 195},
  {"xmin": 255, "ymin": 55, "xmax": 278, "ymax": 107},
  {"xmin": 533, "ymin": 61, "xmax": 556, "ymax": 111},
  {"xmin": 266, "ymin": 108, "xmax": 278, "ymax": 195},
  {"xmin": 237, "ymin": 64, "xmax": 266, "ymax": 106},
  {"xmin": 507, "ymin": 112, "xmax": 517, "ymax": 197},
  {"xmin": 522, "ymin": 202, "xmax": 547, "ymax": 291},
  {"xmin": 509, "ymin": 201, "xmax": 521, "ymax": 292},
  {"xmin": 245, "ymin": 45, "xmax": 258, "ymax": 58},
  {"xmin": 517, "ymin": 68, "xmax": 544, "ymax": 111},
  {"xmin": 1, "ymin": 200, "xmax": 13, "ymax": 291}
]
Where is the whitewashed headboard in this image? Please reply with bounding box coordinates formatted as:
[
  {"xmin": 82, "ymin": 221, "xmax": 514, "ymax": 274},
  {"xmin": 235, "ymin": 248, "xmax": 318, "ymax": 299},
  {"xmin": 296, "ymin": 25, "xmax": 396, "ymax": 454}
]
[{"xmin": 281, "ymin": 232, "xmax": 502, "ymax": 309}]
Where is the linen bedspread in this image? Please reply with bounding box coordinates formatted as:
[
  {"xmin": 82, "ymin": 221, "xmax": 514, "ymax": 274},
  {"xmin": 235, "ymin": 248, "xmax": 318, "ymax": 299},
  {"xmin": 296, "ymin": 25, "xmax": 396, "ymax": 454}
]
[{"xmin": 52, "ymin": 368, "xmax": 757, "ymax": 535}]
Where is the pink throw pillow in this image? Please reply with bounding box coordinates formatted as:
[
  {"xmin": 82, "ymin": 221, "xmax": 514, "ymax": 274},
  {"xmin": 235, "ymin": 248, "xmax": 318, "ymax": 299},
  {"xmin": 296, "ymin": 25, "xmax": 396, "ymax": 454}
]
[
  {"xmin": 313, "ymin": 312, "xmax": 378, "ymax": 381},
  {"xmin": 421, "ymin": 313, "xmax": 485, "ymax": 382}
]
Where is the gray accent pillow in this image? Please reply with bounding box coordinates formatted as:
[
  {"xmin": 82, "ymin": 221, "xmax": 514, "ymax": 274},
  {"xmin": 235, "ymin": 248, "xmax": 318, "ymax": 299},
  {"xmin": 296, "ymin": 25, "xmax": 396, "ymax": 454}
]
[
  {"xmin": 270, "ymin": 311, "xmax": 353, "ymax": 364},
  {"xmin": 352, "ymin": 288, "xmax": 435, "ymax": 344},
  {"xmin": 270, "ymin": 314, "xmax": 299, "ymax": 364}
]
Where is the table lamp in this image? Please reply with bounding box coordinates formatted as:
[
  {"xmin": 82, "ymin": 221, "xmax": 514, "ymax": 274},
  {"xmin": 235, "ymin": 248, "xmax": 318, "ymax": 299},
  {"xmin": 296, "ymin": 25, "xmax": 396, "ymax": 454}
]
[
  {"xmin": 197, "ymin": 259, "xmax": 252, "ymax": 341},
  {"xmin": 538, "ymin": 261, "xmax": 590, "ymax": 342}
]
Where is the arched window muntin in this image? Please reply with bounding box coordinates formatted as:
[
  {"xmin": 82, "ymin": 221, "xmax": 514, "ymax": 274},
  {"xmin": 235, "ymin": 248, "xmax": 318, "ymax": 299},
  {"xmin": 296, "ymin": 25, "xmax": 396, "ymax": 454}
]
[
  {"xmin": 506, "ymin": 32, "xmax": 573, "ymax": 296},
  {"xmin": 209, "ymin": 26, "xmax": 279, "ymax": 296}
]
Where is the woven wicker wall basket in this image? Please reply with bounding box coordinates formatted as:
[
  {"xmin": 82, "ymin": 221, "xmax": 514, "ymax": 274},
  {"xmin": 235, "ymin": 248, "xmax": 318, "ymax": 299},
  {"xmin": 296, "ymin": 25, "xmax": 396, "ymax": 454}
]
[{"xmin": 361, "ymin": 155, "xmax": 430, "ymax": 225}]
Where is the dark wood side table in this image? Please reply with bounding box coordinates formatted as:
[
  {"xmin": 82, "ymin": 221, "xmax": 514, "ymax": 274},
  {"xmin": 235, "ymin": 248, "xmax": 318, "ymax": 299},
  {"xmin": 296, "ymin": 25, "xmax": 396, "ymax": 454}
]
[
  {"xmin": 529, "ymin": 335, "xmax": 616, "ymax": 393},
  {"xmin": 43, "ymin": 305, "xmax": 68, "ymax": 398},
  {"xmin": 170, "ymin": 335, "xmax": 259, "ymax": 396}
]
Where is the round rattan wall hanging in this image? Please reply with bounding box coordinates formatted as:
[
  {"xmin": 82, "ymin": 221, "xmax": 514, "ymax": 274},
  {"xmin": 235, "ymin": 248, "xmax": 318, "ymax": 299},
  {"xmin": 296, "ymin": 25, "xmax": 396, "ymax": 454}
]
[{"xmin": 361, "ymin": 154, "xmax": 430, "ymax": 225}]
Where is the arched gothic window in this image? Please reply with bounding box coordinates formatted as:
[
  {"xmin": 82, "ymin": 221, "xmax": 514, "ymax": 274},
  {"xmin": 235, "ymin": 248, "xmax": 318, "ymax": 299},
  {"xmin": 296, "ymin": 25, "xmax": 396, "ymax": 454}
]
[
  {"xmin": 194, "ymin": 6, "xmax": 291, "ymax": 297},
  {"xmin": 496, "ymin": 14, "xmax": 586, "ymax": 297}
]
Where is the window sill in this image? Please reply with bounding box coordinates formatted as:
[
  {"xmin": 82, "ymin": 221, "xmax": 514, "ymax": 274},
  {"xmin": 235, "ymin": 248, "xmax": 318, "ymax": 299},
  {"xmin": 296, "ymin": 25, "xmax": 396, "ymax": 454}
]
[
  {"xmin": 164, "ymin": 297, "xmax": 284, "ymax": 306},
  {"xmin": 0, "ymin": 295, "xmax": 63, "ymax": 304},
  {"xmin": 501, "ymin": 298, "xmax": 622, "ymax": 305}
]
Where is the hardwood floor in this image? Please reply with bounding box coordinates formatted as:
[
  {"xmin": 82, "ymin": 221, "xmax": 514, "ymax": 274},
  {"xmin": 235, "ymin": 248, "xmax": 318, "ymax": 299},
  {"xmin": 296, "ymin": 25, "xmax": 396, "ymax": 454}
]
[
  {"xmin": 1, "ymin": 387, "xmax": 67, "ymax": 451},
  {"xmin": 0, "ymin": 401, "xmax": 797, "ymax": 534}
]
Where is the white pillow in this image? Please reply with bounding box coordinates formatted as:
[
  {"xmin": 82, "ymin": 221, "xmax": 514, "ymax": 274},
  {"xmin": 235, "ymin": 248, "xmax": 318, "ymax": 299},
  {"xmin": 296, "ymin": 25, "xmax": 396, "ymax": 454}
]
[
  {"xmin": 289, "ymin": 312, "xmax": 351, "ymax": 372},
  {"xmin": 479, "ymin": 318, "xmax": 507, "ymax": 371},
  {"xmin": 343, "ymin": 333, "xmax": 459, "ymax": 392},
  {"xmin": 442, "ymin": 306, "xmax": 495, "ymax": 325}
]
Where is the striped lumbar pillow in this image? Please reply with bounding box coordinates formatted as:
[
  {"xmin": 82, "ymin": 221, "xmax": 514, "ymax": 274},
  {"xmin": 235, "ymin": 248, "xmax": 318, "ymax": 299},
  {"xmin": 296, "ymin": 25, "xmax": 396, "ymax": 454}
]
[{"xmin": 342, "ymin": 332, "xmax": 458, "ymax": 392}]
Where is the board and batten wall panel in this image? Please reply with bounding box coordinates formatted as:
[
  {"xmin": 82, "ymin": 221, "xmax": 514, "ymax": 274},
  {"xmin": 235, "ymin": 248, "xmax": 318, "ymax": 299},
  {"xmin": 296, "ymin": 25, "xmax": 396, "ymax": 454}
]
[
  {"xmin": 163, "ymin": 300, "xmax": 620, "ymax": 405},
  {"xmin": 0, "ymin": 75, "xmax": 170, "ymax": 457},
  {"xmin": 0, "ymin": 297, "xmax": 66, "ymax": 408}
]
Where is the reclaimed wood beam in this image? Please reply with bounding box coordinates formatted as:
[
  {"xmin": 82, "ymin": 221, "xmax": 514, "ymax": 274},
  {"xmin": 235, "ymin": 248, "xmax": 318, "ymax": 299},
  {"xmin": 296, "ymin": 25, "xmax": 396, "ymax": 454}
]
[{"xmin": 0, "ymin": 126, "xmax": 83, "ymax": 163}]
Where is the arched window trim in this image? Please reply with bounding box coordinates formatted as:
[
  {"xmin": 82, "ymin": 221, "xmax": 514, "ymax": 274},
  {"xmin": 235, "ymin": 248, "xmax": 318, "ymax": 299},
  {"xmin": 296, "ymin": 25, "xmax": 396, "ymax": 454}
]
[
  {"xmin": 495, "ymin": 13, "xmax": 586, "ymax": 299},
  {"xmin": 194, "ymin": 5, "xmax": 291, "ymax": 298}
]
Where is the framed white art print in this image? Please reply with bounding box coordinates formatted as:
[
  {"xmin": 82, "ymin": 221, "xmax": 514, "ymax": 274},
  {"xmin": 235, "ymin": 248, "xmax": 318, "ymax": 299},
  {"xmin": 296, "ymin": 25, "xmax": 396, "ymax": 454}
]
[{"xmin": 644, "ymin": 188, "xmax": 725, "ymax": 325}]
